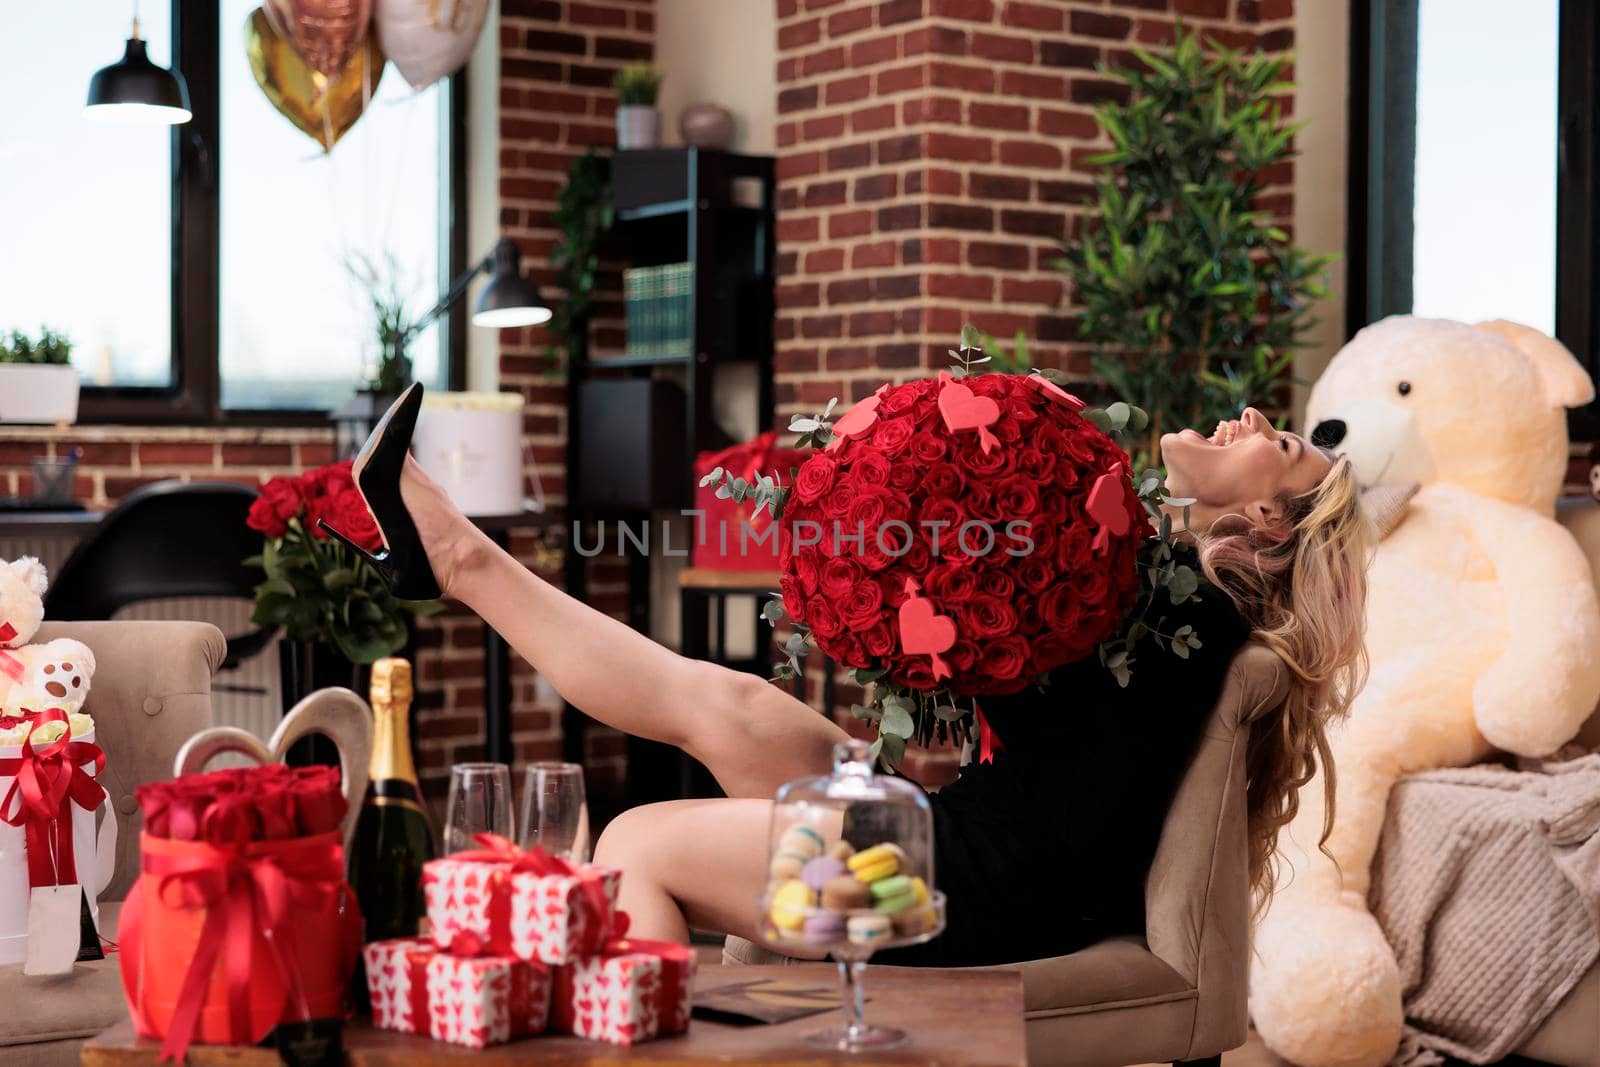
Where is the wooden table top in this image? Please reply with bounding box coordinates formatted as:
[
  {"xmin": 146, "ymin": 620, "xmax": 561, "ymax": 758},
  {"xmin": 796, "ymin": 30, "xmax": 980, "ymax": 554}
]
[{"xmin": 81, "ymin": 964, "xmax": 1026, "ymax": 1067}]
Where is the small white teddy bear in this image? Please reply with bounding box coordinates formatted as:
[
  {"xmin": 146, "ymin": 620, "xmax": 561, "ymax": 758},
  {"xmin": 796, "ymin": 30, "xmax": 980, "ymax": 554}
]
[{"xmin": 0, "ymin": 557, "xmax": 95, "ymax": 715}]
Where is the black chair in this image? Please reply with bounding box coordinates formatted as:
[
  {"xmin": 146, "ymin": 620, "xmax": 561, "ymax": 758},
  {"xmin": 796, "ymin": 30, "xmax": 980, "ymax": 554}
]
[{"xmin": 45, "ymin": 481, "xmax": 275, "ymax": 670}]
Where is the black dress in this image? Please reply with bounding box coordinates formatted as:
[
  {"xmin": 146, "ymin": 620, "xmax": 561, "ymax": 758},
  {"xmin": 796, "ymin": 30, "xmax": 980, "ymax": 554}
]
[{"xmin": 870, "ymin": 559, "xmax": 1251, "ymax": 967}]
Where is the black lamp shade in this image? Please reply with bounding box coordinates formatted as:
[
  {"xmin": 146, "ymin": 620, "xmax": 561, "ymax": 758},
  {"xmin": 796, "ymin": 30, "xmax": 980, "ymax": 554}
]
[
  {"xmin": 84, "ymin": 37, "xmax": 192, "ymax": 125},
  {"xmin": 472, "ymin": 239, "xmax": 552, "ymax": 328}
]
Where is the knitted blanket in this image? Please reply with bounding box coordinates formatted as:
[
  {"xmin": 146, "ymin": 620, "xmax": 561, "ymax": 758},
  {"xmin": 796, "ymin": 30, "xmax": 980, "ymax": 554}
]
[{"xmin": 1370, "ymin": 753, "xmax": 1600, "ymax": 1065}]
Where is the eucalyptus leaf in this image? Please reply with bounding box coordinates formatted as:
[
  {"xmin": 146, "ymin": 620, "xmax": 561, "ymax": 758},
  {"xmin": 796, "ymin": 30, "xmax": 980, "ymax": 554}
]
[{"xmin": 880, "ymin": 704, "xmax": 915, "ymax": 739}]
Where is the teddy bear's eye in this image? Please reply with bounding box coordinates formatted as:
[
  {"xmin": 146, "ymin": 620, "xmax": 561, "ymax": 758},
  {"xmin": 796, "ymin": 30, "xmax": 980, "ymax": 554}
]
[{"xmin": 1397, "ymin": 381, "xmax": 1412, "ymax": 397}]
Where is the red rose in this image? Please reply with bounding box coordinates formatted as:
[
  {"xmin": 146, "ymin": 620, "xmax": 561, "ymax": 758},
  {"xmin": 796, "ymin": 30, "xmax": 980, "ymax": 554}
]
[
  {"xmin": 329, "ymin": 489, "xmax": 383, "ymax": 552},
  {"xmin": 898, "ymin": 659, "xmax": 936, "ymax": 690},
  {"xmin": 863, "ymin": 622, "xmax": 896, "ymax": 659},
  {"xmin": 924, "ymin": 463, "xmax": 963, "ymax": 499},
  {"xmin": 1017, "ymin": 449, "xmax": 1054, "ymax": 482},
  {"xmin": 887, "ymin": 463, "xmax": 920, "ymax": 492},
  {"xmin": 871, "ymin": 415, "xmax": 915, "ymax": 456},
  {"xmin": 820, "ymin": 557, "xmax": 861, "ymax": 599},
  {"xmin": 796, "ymin": 548, "xmax": 823, "ymax": 595},
  {"xmin": 292, "ymin": 766, "xmax": 347, "ymax": 835},
  {"xmin": 780, "ymin": 575, "xmax": 807, "ymax": 620},
  {"xmin": 918, "ymin": 498, "xmax": 967, "ymax": 554},
  {"xmin": 978, "ymin": 636, "xmax": 1030, "ymax": 682},
  {"xmin": 948, "ymin": 641, "xmax": 978, "ymax": 673},
  {"xmin": 995, "ymin": 475, "xmax": 1042, "ymax": 520},
  {"xmin": 878, "ymin": 384, "xmax": 919, "ymax": 415},
  {"xmin": 957, "ymin": 440, "xmax": 1013, "ymax": 478},
  {"xmin": 908, "ymin": 432, "xmax": 946, "ymax": 464},
  {"xmin": 850, "ymin": 447, "xmax": 892, "ymax": 488},
  {"xmin": 246, "ymin": 494, "xmax": 290, "ymax": 539},
  {"xmin": 1017, "ymin": 555, "xmax": 1054, "ymax": 594},
  {"xmin": 978, "ymin": 569, "xmax": 1015, "ymax": 599},
  {"xmin": 200, "ymin": 793, "xmax": 262, "ymax": 847},
  {"xmin": 256, "ymin": 784, "xmax": 299, "ymax": 839},
  {"xmin": 1041, "ymin": 584, "xmax": 1082, "ymax": 634},
  {"xmin": 825, "ymin": 480, "xmax": 857, "ymax": 515},
  {"xmin": 794, "ymin": 454, "xmax": 838, "ymax": 504},
  {"xmin": 806, "ymin": 597, "xmax": 843, "ymax": 639},
  {"xmin": 845, "ymin": 491, "xmax": 888, "ymax": 543},
  {"xmin": 927, "ymin": 562, "xmax": 979, "ymax": 604},
  {"xmin": 842, "ymin": 580, "xmax": 885, "ymax": 631},
  {"xmin": 962, "ymin": 595, "xmax": 1018, "ymax": 640}
]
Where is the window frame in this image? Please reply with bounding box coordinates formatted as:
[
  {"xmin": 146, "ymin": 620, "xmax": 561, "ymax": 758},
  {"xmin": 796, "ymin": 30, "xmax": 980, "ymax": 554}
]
[
  {"xmin": 1347, "ymin": 0, "xmax": 1600, "ymax": 439},
  {"xmin": 77, "ymin": 0, "xmax": 467, "ymax": 426}
]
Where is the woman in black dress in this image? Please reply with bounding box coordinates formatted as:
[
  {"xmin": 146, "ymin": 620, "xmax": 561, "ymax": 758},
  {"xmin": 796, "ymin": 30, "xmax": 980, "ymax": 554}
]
[{"xmin": 378, "ymin": 405, "xmax": 1369, "ymax": 966}]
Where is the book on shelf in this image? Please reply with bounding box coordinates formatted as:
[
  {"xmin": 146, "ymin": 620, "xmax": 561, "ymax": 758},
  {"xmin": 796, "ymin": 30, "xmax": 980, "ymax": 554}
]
[{"xmin": 620, "ymin": 262, "xmax": 694, "ymax": 359}]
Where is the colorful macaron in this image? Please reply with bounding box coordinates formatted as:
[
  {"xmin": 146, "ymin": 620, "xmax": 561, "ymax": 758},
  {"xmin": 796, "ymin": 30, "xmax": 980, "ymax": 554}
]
[
  {"xmin": 800, "ymin": 855, "xmax": 848, "ymax": 892},
  {"xmin": 870, "ymin": 875, "xmax": 918, "ymax": 915},
  {"xmin": 770, "ymin": 879, "xmax": 815, "ymax": 932},
  {"xmin": 820, "ymin": 874, "xmax": 872, "ymax": 911},
  {"xmin": 769, "ymin": 851, "xmax": 808, "ymax": 881},
  {"xmin": 847, "ymin": 843, "xmax": 905, "ymax": 883},
  {"xmin": 893, "ymin": 902, "xmax": 938, "ymax": 938},
  {"xmin": 779, "ymin": 825, "xmax": 826, "ymax": 860},
  {"xmin": 827, "ymin": 840, "xmax": 856, "ymax": 863},
  {"xmin": 802, "ymin": 909, "xmax": 846, "ymax": 945},
  {"xmin": 846, "ymin": 913, "xmax": 893, "ymax": 947}
]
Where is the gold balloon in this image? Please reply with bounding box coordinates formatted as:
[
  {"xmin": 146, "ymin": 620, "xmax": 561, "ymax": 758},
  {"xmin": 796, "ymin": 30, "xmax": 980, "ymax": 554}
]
[{"xmin": 245, "ymin": 7, "xmax": 384, "ymax": 153}]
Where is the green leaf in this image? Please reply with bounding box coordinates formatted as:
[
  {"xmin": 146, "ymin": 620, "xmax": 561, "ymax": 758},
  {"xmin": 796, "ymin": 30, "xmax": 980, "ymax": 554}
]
[
  {"xmin": 959, "ymin": 324, "xmax": 982, "ymax": 349},
  {"xmin": 258, "ymin": 577, "xmax": 296, "ymax": 598},
  {"xmin": 880, "ymin": 704, "xmax": 915, "ymax": 739}
]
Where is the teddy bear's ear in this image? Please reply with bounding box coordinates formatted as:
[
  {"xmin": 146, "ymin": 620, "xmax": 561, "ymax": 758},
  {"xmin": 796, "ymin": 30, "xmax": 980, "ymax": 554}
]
[
  {"xmin": 1474, "ymin": 319, "xmax": 1596, "ymax": 408},
  {"xmin": 6, "ymin": 557, "xmax": 48, "ymax": 599}
]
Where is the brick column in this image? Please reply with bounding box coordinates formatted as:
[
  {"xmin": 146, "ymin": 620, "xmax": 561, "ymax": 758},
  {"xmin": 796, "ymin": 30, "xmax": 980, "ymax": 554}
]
[{"xmin": 773, "ymin": 0, "xmax": 1295, "ymax": 424}]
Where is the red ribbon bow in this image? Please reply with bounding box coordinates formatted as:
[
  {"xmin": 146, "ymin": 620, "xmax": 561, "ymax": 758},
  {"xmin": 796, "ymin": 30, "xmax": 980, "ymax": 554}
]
[
  {"xmin": 141, "ymin": 834, "xmax": 343, "ymax": 1063},
  {"xmin": 449, "ymin": 833, "xmax": 618, "ymax": 957},
  {"xmin": 0, "ymin": 707, "xmax": 105, "ymax": 888},
  {"xmin": 0, "ymin": 622, "xmax": 25, "ymax": 683}
]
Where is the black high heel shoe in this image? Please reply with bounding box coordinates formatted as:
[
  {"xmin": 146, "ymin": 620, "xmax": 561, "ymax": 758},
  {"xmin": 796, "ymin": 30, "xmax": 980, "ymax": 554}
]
[{"xmin": 318, "ymin": 382, "xmax": 443, "ymax": 601}]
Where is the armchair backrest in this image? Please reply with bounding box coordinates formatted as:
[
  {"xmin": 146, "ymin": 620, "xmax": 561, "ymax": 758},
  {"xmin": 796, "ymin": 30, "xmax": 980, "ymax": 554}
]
[
  {"xmin": 1143, "ymin": 642, "xmax": 1288, "ymax": 1058},
  {"xmin": 35, "ymin": 620, "xmax": 226, "ymax": 902}
]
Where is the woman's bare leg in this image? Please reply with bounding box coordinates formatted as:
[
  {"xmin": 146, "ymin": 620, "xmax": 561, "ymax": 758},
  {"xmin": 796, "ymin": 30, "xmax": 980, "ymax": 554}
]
[{"xmin": 402, "ymin": 459, "xmax": 846, "ymax": 798}]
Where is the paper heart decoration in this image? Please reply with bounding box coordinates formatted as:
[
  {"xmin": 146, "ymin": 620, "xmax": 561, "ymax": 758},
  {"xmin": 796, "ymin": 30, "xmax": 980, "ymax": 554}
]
[
  {"xmin": 938, "ymin": 381, "xmax": 1001, "ymax": 453},
  {"xmin": 826, "ymin": 395, "xmax": 881, "ymax": 450},
  {"xmin": 172, "ymin": 686, "xmax": 372, "ymax": 846},
  {"xmin": 898, "ymin": 579, "xmax": 957, "ymax": 681},
  {"xmin": 1029, "ymin": 370, "xmax": 1087, "ymax": 412},
  {"xmin": 1086, "ymin": 471, "xmax": 1131, "ymax": 554}
]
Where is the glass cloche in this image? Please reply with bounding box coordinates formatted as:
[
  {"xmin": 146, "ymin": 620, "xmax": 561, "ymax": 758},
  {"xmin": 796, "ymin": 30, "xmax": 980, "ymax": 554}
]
[{"xmin": 757, "ymin": 739, "xmax": 947, "ymax": 1051}]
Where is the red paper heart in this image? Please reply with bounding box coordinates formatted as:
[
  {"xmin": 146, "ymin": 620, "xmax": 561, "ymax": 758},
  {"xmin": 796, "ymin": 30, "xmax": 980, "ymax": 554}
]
[
  {"xmin": 898, "ymin": 579, "xmax": 956, "ymax": 680},
  {"xmin": 826, "ymin": 395, "xmax": 881, "ymax": 450},
  {"xmin": 938, "ymin": 381, "xmax": 1001, "ymax": 453},
  {"xmin": 1029, "ymin": 370, "xmax": 1086, "ymax": 411},
  {"xmin": 1086, "ymin": 471, "xmax": 1131, "ymax": 555}
]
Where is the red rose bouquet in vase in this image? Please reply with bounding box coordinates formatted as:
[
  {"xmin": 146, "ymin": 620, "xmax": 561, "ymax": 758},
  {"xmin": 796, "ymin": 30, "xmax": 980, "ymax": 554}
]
[
  {"xmin": 245, "ymin": 461, "xmax": 440, "ymax": 668},
  {"xmin": 704, "ymin": 328, "xmax": 1204, "ymax": 766},
  {"xmin": 118, "ymin": 764, "xmax": 361, "ymax": 1061}
]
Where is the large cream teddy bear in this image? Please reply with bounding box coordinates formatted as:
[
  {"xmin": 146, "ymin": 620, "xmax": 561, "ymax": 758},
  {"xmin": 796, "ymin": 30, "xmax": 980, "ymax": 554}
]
[
  {"xmin": 0, "ymin": 557, "xmax": 95, "ymax": 715},
  {"xmin": 1248, "ymin": 316, "xmax": 1600, "ymax": 1066}
]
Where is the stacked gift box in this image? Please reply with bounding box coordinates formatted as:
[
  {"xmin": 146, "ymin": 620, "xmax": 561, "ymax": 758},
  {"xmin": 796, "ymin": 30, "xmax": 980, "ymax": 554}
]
[{"xmin": 364, "ymin": 834, "xmax": 695, "ymax": 1049}]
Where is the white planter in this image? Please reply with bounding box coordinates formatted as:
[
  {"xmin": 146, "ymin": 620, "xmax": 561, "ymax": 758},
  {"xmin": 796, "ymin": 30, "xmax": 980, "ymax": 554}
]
[
  {"xmin": 0, "ymin": 728, "xmax": 115, "ymax": 965},
  {"xmin": 0, "ymin": 365, "xmax": 81, "ymax": 425},
  {"xmin": 617, "ymin": 105, "xmax": 661, "ymax": 150}
]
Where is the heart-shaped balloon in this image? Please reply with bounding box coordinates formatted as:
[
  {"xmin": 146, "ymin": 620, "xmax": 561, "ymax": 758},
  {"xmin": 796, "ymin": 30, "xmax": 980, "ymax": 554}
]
[
  {"xmin": 898, "ymin": 579, "xmax": 956, "ymax": 680},
  {"xmin": 375, "ymin": 0, "xmax": 490, "ymax": 91},
  {"xmin": 826, "ymin": 395, "xmax": 881, "ymax": 450},
  {"xmin": 938, "ymin": 381, "xmax": 1002, "ymax": 453},
  {"xmin": 246, "ymin": 6, "xmax": 385, "ymax": 153},
  {"xmin": 264, "ymin": 0, "xmax": 375, "ymax": 84},
  {"xmin": 173, "ymin": 685, "xmax": 372, "ymax": 846}
]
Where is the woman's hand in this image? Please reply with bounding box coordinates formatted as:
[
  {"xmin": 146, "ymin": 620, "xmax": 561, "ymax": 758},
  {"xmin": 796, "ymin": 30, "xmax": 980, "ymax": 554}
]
[{"xmin": 400, "ymin": 456, "xmax": 485, "ymax": 600}]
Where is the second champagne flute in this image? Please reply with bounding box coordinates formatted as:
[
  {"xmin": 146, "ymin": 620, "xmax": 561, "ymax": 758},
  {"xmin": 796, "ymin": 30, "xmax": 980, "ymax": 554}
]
[
  {"xmin": 443, "ymin": 762, "xmax": 515, "ymax": 854},
  {"xmin": 519, "ymin": 761, "xmax": 587, "ymax": 861}
]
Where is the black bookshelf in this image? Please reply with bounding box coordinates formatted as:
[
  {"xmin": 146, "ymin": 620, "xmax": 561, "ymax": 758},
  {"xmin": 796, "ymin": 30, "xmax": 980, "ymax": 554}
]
[{"xmin": 560, "ymin": 148, "xmax": 777, "ymax": 812}]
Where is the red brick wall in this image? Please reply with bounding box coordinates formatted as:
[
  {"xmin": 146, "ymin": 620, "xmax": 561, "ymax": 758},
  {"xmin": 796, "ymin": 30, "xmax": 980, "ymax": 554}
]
[{"xmin": 772, "ymin": 0, "xmax": 1296, "ymax": 425}]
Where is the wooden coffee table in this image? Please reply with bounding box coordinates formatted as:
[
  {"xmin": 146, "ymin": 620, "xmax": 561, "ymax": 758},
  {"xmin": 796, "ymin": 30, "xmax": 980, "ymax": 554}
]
[{"xmin": 82, "ymin": 964, "xmax": 1026, "ymax": 1066}]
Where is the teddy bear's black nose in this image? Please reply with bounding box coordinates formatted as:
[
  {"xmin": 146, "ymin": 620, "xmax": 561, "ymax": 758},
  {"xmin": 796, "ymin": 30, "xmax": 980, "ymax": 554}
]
[{"xmin": 1311, "ymin": 419, "xmax": 1347, "ymax": 449}]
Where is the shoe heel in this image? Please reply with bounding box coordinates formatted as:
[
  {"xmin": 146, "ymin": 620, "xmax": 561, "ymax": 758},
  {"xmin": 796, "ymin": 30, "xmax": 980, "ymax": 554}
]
[{"xmin": 317, "ymin": 518, "xmax": 385, "ymax": 568}]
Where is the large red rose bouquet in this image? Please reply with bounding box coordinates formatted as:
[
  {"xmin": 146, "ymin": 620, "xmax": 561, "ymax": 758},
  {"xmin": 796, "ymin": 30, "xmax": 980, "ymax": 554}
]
[
  {"xmin": 245, "ymin": 460, "xmax": 440, "ymax": 664},
  {"xmin": 704, "ymin": 331, "xmax": 1203, "ymax": 766}
]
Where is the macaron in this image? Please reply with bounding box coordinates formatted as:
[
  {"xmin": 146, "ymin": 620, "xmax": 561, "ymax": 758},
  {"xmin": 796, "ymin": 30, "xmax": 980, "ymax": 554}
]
[
  {"xmin": 893, "ymin": 902, "xmax": 938, "ymax": 938},
  {"xmin": 821, "ymin": 874, "xmax": 872, "ymax": 911},
  {"xmin": 847, "ymin": 843, "xmax": 906, "ymax": 883},
  {"xmin": 779, "ymin": 825, "xmax": 826, "ymax": 860},
  {"xmin": 827, "ymin": 840, "xmax": 856, "ymax": 863},
  {"xmin": 769, "ymin": 879, "xmax": 815, "ymax": 932},
  {"xmin": 769, "ymin": 851, "xmax": 808, "ymax": 881},
  {"xmin": 802, "ymin": 909, "xmax": 846, "ymax": 945},
  {"xmin": 847, "ymin": 913, "xmax": 893, "ymax": 948},
  {"xmin": 870, "ymin": 875, "xmax": 917, "ymax": 915},
  {"xmin": 800, "ymin": 855, "xmax": 848, "ymax": 892}
]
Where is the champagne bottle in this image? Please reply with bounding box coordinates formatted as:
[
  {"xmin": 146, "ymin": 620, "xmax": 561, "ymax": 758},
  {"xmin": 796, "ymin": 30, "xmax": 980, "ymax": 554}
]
[{"xmin": 348, "ymin": 657, "xmax": 435, "ymax": 949}]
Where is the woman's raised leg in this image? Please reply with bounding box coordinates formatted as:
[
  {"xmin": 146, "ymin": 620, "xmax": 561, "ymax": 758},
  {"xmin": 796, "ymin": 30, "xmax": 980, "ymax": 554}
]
[{"xmin": 401, "ymin": 459, "xmax": 847, "ymax": 798}]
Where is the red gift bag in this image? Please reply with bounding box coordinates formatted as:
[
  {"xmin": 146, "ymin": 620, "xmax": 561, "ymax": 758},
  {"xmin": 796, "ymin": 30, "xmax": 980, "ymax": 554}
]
[
  {"xmin": 118, "ymin": 831, "xmax": 362, "ymax": 1062},
  {"xmin": 691, "ymin": 432, "xmax": 808, "ymax": 572}
]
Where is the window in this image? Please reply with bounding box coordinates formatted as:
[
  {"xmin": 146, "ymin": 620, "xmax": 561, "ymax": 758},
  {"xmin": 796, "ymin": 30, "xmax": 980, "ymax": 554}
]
[
  {"xmin": 1350, "ymin": 0, "xmax": 1595, "ymax": 434},
  {"xmin": 0, "ymin": 0, "xmax": 461, "ymax": 421}
]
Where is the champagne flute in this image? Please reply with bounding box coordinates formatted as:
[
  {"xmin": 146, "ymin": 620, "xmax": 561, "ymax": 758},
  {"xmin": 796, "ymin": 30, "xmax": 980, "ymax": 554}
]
[
  {"xmin": 519, "ymin": 762, "xmax": 588, "ymax": 861},
  {"xmin": 443, "ymin": 762, "xmax": 515, "ymax": 854}
]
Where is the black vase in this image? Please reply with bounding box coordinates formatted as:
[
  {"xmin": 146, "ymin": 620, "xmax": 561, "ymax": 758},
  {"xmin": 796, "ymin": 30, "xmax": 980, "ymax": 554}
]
[{"xmin": 279, "ymin": 638, "xmax": 372, "ymax": 766}]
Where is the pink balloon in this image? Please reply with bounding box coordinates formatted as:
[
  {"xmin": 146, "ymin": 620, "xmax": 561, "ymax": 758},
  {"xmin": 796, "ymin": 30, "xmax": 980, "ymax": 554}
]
[
  {"xmin": 264, "ymin": 0, "xmax": 376, "ymax": 84},
  {"xmin": 374, "ymin": 0, "xmax": 490, "ymax": 91}
]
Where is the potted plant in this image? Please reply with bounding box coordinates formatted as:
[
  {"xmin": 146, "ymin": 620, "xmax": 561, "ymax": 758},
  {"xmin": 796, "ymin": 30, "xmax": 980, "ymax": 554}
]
[
  {"xmin": 613, "ymin": 64, "xmax": 663, "ymax": 149},
  {"xmin": 1055, "ymin": 28, "xmax": 1330, "ymax": 466},
  {"xmin": 0, "ymin": 327, "xmax": 80, "ymax": 425}
]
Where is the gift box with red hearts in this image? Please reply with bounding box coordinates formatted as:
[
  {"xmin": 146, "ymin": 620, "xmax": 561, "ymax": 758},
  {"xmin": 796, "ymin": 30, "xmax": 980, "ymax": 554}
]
[
  {"xmin": 551, "ymin": 937, "xmax": 696, "ymax": 1047},
  {"xmin": 363, "ymin": 937, "xmax": 552, "ymax": 1049},
  {"xmin": 422, "ymin": 835, "xmax": 622, "ymax": 966}
]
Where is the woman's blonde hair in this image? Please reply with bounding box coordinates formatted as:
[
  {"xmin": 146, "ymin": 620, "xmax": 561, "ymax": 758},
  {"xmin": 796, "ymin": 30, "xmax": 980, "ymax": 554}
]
[{"xmin": 1195, "ymin": 455, "xmax": 1370, "ymax": 911}]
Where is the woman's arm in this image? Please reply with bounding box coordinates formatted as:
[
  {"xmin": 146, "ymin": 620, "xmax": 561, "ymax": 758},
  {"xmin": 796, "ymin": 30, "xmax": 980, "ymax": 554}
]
[{"xmin": 412, "ymin": 462, "xmax": 846, "ymax": 797}]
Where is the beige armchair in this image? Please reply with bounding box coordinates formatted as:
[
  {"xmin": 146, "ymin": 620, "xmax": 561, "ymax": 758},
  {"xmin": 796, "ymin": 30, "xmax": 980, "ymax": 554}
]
[
  {"xmin": 0, "ymin": 621, "xmax": 225, "ymax": 1067},
  {"xmin": 726, "ymin": 643, "xmax": 1289, "ymax": 1067}
]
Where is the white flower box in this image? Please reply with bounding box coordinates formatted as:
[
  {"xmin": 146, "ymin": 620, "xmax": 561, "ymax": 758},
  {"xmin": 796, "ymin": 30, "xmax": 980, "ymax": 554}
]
[{"xmin": 0, "ymin": 365, "xmax": 81, "ymax": 425}]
